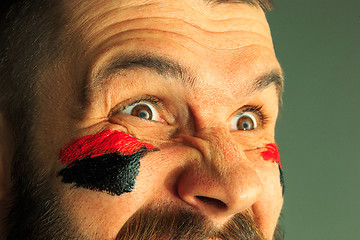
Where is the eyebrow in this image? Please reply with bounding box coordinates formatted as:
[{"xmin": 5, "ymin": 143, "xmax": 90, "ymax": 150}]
[
  {"xmin": 91, "ymin": 54, "xmax": 283, "ymax": 102},
  {"xmin": 92, "ymin": 54, "xmax": 197, "ymax": 89},
  {"xmin": 253, "ymin": 69, "xmax": 284, "ymax": 97}
]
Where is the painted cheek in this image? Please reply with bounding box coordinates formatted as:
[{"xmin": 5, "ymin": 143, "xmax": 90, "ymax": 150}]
[
  {"xmin": 59, "ymin": 130, "xmax": 156, "ymax": 165},
  {"xmin": 260, "ymin": 143, "xmax": 284, "ymax": 195},
  {"xmin": 58, "ymin": 130, "xmax": 158, "ymax": 196},
  {"xmin": 260, "ymin": 143, "xmax": 281, "ymax": 168}
]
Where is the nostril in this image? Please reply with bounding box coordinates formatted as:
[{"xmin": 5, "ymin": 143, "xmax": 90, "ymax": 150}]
[{"xmin": 195, "ymin": 196, "xmax": 227, "ymax": 209}]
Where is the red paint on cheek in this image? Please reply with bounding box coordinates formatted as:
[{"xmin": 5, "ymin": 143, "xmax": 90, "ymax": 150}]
[
  {"xmin": 260, "ymin": 143, "xmax": 281, "ymax": 168},
  {"xmin": 59, "ymin": 130, "xmax": 156, "ymax": 165}
]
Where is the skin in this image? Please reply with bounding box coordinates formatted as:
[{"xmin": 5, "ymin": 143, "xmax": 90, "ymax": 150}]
[{"xmin": 0, "ymin": 0, "xmax": 283, "ymax": 239}]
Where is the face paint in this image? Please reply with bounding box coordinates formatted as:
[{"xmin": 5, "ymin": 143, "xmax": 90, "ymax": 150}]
[
  {"xmin": 58, "ymin": 130, "xmax": 157, "ymax": 196},
  {"xmin": 261, "ymin": 143, "xmax": 284, "ymax": 195},
  {"xmin": 260, "ymin": 143, "xmax": 281, "ymax": 168},
  {"xmin": 59, "ymin": 130, "xmax": 156, "ymax": 164}
]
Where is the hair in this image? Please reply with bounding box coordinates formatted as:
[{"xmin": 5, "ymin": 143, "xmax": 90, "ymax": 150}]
[
  {"xmin": 0, "ymin": 2, "xmax": 68, "ymax": 237},
  {"xmin": 0, "ymin": 0, "xmax": 64, "ymax": 153}
]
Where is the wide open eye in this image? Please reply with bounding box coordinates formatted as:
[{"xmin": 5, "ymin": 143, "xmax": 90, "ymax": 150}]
[
  {"xmin": 121, "ymin": 102, "xmax": 162, "ymax": 121},
  {"xmin": 230, "ymin": 112, "xmax": 258, "ymax": 131}
]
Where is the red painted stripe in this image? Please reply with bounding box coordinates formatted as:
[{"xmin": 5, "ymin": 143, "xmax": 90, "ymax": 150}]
[
  {"xmin": 260, "ymin": 143, "xmax": 281, "ymax": 168},
  {"xmin": 59, "ymin": 130, "xmax": 156, "ymax": 165}
]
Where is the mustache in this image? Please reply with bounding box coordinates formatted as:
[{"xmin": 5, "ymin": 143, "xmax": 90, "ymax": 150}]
[{"xmin": 116, "ymin": 205, "xmax": 283, "ymax": 240}]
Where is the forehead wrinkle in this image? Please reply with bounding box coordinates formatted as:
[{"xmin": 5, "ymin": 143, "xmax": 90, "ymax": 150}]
[
  {"xmin": 87, "ymin": 17, "xmax": 271, "ymax": 45},
  {"xmin": 81, "ymin": 13, "xmax": 270, "ymax": 40},
  {"xmin": 81, "ymin": 30, "xmax": 274, "ymax": 86},
  {"xmin": 64, "ymin": 0, "xmax": 268, "ymax": 31},
  {"xmin": 87, "ymin": 29, "xmax": 272, "ymax": 60},
  {"xmin": 63, "ymin": 1, "xmax": 158, "ymax": 31},
  {"xmin": 64, "ymin": 0, "xmax": 271, "ymax": 47},
  {"xmin": 84, "ymin": 32, "xmax": 278, "ymax": 106},
  {"xmin": 62, "ymin": 2, "xmax": 161, "ymax": 48},
  {"xmin": 67, "ymin": 6, "xmax": 273, "ymax": 53},
  {"xmin": 83, "ymin": 23, "xmax": 275, "ymax": 86}
]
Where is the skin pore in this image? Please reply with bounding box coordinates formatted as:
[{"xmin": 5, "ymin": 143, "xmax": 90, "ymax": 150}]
[{"xmin": 4, "ymin": 0, "xmax": 284, "ymax": 239}]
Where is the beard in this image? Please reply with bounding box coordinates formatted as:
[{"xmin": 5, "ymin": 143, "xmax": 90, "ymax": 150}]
[
  {"xmin": 4, "ymin": 133, "xmax": 283, "ymax": 240},
  {"xmin": 4, "ymin": 138, "xmax": 85, "ymax": 239},
  {"xmin": 116, "ymin": 204, "xmax": 283, "ymax": 240}
]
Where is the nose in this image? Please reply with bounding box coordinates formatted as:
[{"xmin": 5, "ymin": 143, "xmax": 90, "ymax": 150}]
[{"xmin": 176, "ymin": 131, "xmax": 262, "ymax": 223}]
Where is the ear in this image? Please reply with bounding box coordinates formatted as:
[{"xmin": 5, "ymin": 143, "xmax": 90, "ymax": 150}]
[{"xmin": 0, "ymin": 113, "xmax": 14, "ymax": 210}]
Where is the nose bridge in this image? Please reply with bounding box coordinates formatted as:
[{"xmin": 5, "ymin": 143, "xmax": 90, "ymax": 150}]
[
  {"xmin": 194, "ymin": 127, "xmax": 246, "ymax": 174},
  {"xmin": 197, "ymin": 127, "xmax": 262, "ymax": 199},
  {"xmin": 176, "ymin": 127, "xmax": 262, "ymax": 223},
  {"xmin": 178, "ymin": 127, "xmax": 244, "ymax": 176}
]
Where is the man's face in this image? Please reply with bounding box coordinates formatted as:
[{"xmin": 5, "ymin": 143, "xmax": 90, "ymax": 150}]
[{"xmin": 19, "ymin": 0, "xmax": 283, "ymax": 239}]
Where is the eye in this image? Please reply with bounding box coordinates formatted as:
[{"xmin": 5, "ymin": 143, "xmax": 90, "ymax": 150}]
[
  {"xmin": 121, "ymin": 102, "xmax": 162, "ymax": 122},
  {"xmin": 230, "ymin": 112, "xmax": 258, "ymax": 131}
]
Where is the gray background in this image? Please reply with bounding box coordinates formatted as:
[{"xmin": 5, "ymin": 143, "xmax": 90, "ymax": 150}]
[{"xmin": 267, "ymin": 1, "xmax": 360, "ymax": 239}]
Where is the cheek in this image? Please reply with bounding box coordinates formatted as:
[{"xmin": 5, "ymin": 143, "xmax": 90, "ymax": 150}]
[
  {"xmin": 60, "ymin": 189, "xmax": 144, "ymax": 239},
  {"xmin": 57, "ymin": 130, "xmax": 157, "ymax": 196},
  {"xmin": 246, "ymin": 143, "xmax": 284, "ymax": 195},
  {"xmin": 260, "ymin": 143, "xmax": 284, "ymax": 195},
  {"xmin": 260, "ymin": 143, "xmax": 281, "ymax": 168},
  {"xmin": 59, "ymin": 130, "xmax": 156, "ymax": 164}
]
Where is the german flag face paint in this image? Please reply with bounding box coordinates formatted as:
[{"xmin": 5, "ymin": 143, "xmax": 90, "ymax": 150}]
[
  {"xmin": 261, "ymin": 143, "xmax": 284, "ymax": 195},
  {"xmin": 58, "ymin": 130, "xmax": 157, "ymax": 196},
  {"xmin": 260, "ymin": 143, "xmax": 281, "ymax": 168}
]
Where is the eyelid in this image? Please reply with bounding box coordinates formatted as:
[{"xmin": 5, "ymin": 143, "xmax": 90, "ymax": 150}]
[
  {"xmin": 238, "ymin": 112, "xmax": 257, "ymax": 128},
  {"xmin": 110, "ymin": 95, "xmax": 172, "ymax": 123},
  {"xmin": 239, "ymin": 105, "xmax": 265, "ymax": 122},
  {"xmin": 111, "ymin": 95, "xmax": 162, "ymax": 115},
  {"xmin": 122, "ymin": 102, "xmax": 161, "ymax": 120},
  {"xmin": 229, "ymin": 105, "xmax": 268, "ymax": 131},
  {"xmin": 126, "ymin": 96, "xmax": 162, "ymax": 109}
]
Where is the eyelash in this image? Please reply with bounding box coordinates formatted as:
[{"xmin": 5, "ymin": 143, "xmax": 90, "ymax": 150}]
[
  {"xmin": 239, "ymin": 105, "xmax": 269, "ymax": 127},
  {"xmin": 112, "ymin": 97, "xmax": 269, "ymax": 128},
  {"xmin": 115, "ymin": 96, "xmax": 162, "ymax": 113}
]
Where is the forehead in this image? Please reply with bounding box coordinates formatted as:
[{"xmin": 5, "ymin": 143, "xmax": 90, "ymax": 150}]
[
  {"xmin": 58, "ymin": 0, "xmax": 280, "ymax": 102},
  {"xmin": 63, "ymin": 0, "xmax": 273, "ymax": 47}
]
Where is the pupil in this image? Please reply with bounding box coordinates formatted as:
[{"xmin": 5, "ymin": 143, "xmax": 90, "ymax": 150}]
[
  {"xmin": 138, "ymin": 110, "xmax": 149, "ymax": 119},
  {"xmin": 237, "ymin": 116, "xmax": 254, "ymax": 130},
  {"xmin": 131, "ymin": 104, "xmax": 153, "ymax": 120}
]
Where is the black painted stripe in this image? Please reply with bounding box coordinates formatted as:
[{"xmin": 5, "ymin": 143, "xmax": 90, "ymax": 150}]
[{"xmin": 58, "ymin": 149, "xmax": 148, "ymax": 196}]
